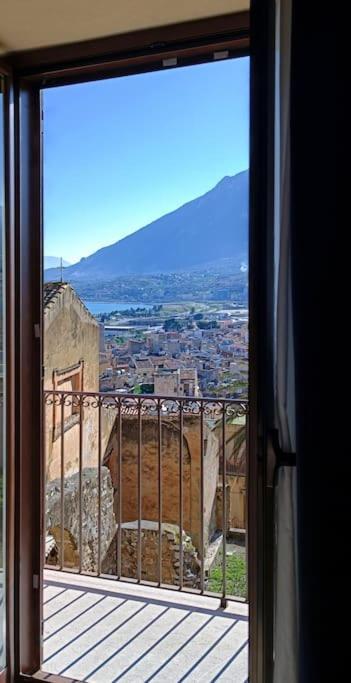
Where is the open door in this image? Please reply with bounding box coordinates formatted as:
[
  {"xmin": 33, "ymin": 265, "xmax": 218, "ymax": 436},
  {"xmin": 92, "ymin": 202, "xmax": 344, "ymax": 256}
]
[
  {"xmin": 1, "ymin": 61, "xmax": 15, "ymax": 683},
  {"xmin": 0, "ymin": 65, "xmax": 7, "ymax": 683},
  {"xmin": 11, "ymin": 8, "xmax": 278, "ymax": 682}
]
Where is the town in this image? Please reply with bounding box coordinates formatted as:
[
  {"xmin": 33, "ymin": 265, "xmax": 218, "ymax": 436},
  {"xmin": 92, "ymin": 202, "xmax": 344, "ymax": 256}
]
[
  {"xmin": 43, "ymin": 283, "xmax": 248, "ymax": 601},
  {"xmin": 97, "ymin": 302, "xmax": 248, "ymax": 398}
]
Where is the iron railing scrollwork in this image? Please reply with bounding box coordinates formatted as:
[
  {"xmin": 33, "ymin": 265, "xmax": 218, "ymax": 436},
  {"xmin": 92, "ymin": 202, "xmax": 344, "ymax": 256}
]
[{"xmin": 44, "ymin": 389, "xmax": 248, "ymax": 605}]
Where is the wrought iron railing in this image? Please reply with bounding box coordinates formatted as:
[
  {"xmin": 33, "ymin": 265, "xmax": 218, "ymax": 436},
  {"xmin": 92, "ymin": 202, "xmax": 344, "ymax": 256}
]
[{"xmin": 44, "ymin": 390, "xmax": 248, "ymax": 606}]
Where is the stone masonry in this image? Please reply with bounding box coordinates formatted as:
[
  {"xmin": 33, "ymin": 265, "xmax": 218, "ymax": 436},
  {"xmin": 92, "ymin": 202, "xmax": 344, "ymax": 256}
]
[
  {"xmin": 102, "ymin": 521, "xmax": 200, "ymax": 588},
  {"xmin": 46, "ymin": 466, "xmax": 116, "ymax": 572}
]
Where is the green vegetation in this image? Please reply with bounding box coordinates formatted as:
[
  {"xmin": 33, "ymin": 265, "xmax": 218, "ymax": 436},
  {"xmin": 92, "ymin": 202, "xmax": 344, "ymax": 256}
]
[
  {"xmin": 212, "ymin": 379, "xmax": 248, "ymax": 398},
  {"xmin": 197, "ymin": 320, "xmax": 219, "ymax": 329},
  {"xmin": 207, "ymin": 552, "xmax": 247, "ymax": 599},
  {"xmin": 133, "ymin": 330, "xmax": 146, "ymax": 340},
  {"xmin": 140, "ymin": 383, "xmax": 154, "ymax": 394},
  {"xmin": 74, "ymin": 271, "xmax": 248, "ymax": 307},
  {"xmin": 164, "ymin": 318, "xmax": 184, "ymax": 332}
]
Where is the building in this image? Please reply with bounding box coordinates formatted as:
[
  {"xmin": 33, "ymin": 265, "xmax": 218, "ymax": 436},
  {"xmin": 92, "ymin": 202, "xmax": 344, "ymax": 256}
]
[
  {"xmin": 153, "ymin": 367, "xmax": 199, "ymax": 397},
  {"xmin": 128, "ymin": 338, "xmax": 145, "ymax": 354},
  {"xmin": 43, "ymin": 282, "xmax": 100, "ymax": 480},
  {"xmin": 99, "ymin": 322, "xmax": 105, "ymax": 352},
  {"xmin": 103, "ymin": 412, "xmax": 220, "ymax": 554},
  {"xmin": 167, "ymin": 339, "xmax": 180, "ymax": 355}
]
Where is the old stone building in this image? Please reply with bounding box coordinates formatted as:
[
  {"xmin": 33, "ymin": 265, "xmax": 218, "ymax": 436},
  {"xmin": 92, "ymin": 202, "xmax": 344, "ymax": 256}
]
[
  {"xmin": 44, "ymin": 282, "xmax": 116, "ymax": 571},
  {"xmin": 43, "ymin": 283, "xmax": 246, "ymax": 580},
  {"xmin": 223, "ymin": 419, "xmax": 247, "ymax": 530},
  {"xmin": 103, "ymin": 412, "xmax": 220, "ymax": 557},
  {"xmin": 153, "ymin": 367, "xmax": 199, "ymax": 397},
  {"xmin": 44, "ymin": 282, "xmax": 100, "ymax": 480}
]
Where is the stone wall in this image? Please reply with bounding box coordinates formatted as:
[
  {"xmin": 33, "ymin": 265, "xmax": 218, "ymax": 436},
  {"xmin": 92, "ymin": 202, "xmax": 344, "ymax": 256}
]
[
  {"xmin": 227, "ymin": 475, "xmax": 246, "ymax": 529},
  {"xmin": 224, "ymin": 422, "xmax": 246, "ymax": 474},
  {"xmin": 102, "ymin": 521, "xmax": 200, "ymax": 588},
  {"xmin": 46, "ymin": 466, "xmax": 116, "ymax": 572},
  {"xmin": 44, "ymin": 284, "xmax": 100, "ymax": 481},
  {"xmin": 103, "ymin": 414, "xmax": 220, "ymax": 554},
  {"xmin": 215, "ymin": 483, "xmax": 231, "ymax": 534},
  {"xmin": 217, "ymin": 420, "xmax": 247, "ymax": 530}
]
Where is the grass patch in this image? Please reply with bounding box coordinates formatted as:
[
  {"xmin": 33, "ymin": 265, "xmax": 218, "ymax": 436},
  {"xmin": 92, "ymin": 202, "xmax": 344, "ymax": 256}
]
[{"xmin": 207, "ymin": 552, "xmax": 247, "ymax": 599}]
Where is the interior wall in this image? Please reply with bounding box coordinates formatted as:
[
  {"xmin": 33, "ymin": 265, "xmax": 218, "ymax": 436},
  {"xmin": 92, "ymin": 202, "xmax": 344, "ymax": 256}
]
[{"xmin": 1, "ymin": 1, "xmax": 249, "ymax": 53}]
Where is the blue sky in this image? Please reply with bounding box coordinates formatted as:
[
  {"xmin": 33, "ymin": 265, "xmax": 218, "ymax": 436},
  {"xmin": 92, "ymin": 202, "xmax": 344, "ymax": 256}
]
[{"xmin": 43, "ymin": 57, "xmax": 249, "ymax": 264}]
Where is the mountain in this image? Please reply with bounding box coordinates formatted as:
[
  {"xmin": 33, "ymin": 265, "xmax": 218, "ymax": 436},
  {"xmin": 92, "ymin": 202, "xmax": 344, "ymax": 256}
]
[
  {"xmin": 44, "ymin": 169, "xmax": 248, "ymax": 282},
  {"xmin": 44, "ymin": 256, "xmax": 71, "ymax": 270}
]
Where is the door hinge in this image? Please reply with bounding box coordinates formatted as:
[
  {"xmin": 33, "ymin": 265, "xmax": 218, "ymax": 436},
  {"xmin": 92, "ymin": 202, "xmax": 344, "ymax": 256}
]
[
  {"xmin": 34, "ymin": 323, "xmax": 41, "ymax": 339},
  {"xmin": 33, "ymin": 573, "xmax": 39, "ymax": 589}
]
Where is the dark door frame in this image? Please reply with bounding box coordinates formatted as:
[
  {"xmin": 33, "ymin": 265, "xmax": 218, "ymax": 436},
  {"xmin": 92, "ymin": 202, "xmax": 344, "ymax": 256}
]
[
  {"xmin": 2, "ymin": 10, "xmax": 276, "ymax": 682},
  {"xmin": 248, "ymin": 1, "xmax": 276, "ymax": 681},
  {"xmin": 1, "ymin": 60, "xmax": 15, "ymax": 683}
]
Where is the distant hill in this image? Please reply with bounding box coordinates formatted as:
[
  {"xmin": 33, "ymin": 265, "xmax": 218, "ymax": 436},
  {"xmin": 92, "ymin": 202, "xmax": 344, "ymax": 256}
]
[
  {"xmin": 44, "ymin": 256, "xmax": 71, "ymax": 270},
  {"xmin": 44, "ymin": 169, "xmax": 248, "ymax": 281}
]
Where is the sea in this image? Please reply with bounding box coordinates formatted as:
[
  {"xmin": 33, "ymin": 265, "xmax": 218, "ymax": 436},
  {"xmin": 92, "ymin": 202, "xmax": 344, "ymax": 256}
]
[
  {"xmin": 83, "ymin": 301, "xmax": 157, "ymax": 315},
  {"xmin": 83, "ymin": 301, "xmax": 248, "ymax": 318}
]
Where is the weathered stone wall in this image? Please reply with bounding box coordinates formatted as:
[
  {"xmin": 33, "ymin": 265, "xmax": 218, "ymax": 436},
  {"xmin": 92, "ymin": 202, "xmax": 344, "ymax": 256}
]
[
  {"xmin": 102, "ymin": 521, "xmax": 200, "ymax": 588},
  {"xmin": 224, "ymin": 422, "xmax": 246, "ymax": 474},
  {"xmin": 216, "ymin": 483, "xmax": 231, "ymax": 534},
  {"xmin": 46, "ymin": 466, "xmax": 116, "ymax": 572},
  {"xmin": 215, "ymin": 420, "xmax": 247, "ymax": 530},
  {"xmin": 227, "ymin": 475, "xmax": 246, "ymax": 529},
  {"xmin": 44, "ymin": 284, "xmax": 100, "ymax": 480},
  {"xmin": 203, "ymin": 426, "xmax": 220, "ymax": 546},
  {"xmin": 103, "ymin": 414, "xmax": 220, "ymax": 554}
]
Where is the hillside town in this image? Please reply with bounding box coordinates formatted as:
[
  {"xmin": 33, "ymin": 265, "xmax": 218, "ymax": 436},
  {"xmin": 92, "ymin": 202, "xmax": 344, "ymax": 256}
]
[
  {"xmin": 98, "ymin": 305, "xmax": 248, "ymax": 399},
  {"xmin": 43, "ymin": 282, "xmax": 248, "ymax": 598}
]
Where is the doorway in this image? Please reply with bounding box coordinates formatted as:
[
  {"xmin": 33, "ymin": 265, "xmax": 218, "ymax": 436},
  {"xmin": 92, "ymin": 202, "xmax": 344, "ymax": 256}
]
[{"xmin": 41, "ymin": 57, "xmax": 250, "ymax": 681}]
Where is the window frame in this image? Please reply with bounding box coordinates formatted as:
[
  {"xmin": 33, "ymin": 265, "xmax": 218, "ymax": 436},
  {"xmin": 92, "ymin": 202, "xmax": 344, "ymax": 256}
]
[
  {"xmin": 1, "ymin": 10, "xmax": 275, "ymax": 682},
  {"xmin": 52, "ymin": 360, "xmax": 84, "ymax": 440}
]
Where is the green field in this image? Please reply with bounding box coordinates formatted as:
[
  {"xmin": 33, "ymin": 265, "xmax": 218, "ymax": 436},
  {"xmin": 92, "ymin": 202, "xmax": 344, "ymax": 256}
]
[{"xmin": 207, "ymin": 552, "xmax": 247, "ymax": 599}]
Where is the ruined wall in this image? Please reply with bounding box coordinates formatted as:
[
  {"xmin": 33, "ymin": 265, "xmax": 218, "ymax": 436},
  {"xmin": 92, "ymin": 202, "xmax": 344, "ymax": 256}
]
[
  {"xmin": 44, "ymin": 285, "xmax": 100, "ymax": 480},
  {"xmin": 225, "ymin": 422, "xmax": 246, "ymax": 473},
  {"xmin": 46, "ymin": 466, "xmax": 116, "ymax": 572},
  {"xmin": 216, "ymin": 420, "xmax": 247, "ymax": 531},
  {"xmin": 228, "ymin": 475, "xmax": 246, "ymax": 529},
  {"xmin": 104, "ymin": 414, "xmax": 220, "ymax": 554},
  {"xmin": 216, "ymin": 483, "xmax": 231, "ymax": 534},
  {"xmin": 102, "ymin": 521, "xmax": 200, "ymax": 588}
]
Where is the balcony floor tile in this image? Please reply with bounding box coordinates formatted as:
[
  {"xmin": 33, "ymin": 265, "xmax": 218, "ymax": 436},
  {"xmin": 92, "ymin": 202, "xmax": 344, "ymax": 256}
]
[{"xmin": 43, "ymin": 570, "xmax": 248, "ymax": 683}]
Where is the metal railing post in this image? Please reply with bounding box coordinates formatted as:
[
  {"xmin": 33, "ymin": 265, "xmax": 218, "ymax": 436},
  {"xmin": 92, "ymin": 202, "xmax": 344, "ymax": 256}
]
[
  {"xmin": 78, "ymin": 396, "xmax": 83, "ymax": 573},
  {"xmin": 137, "ymin": 398, "xmax": 142, "ymax": 582},
  {"xmin": 97, "ymin": 399, "xmax": 102, "ymax": 576},
  {"xmin": 221, "ymin": 402, "xmax": 228, "ymax": 608},
  {"xmin": 60, "ymin": 394, "xmax": 65, "ymax": 570},
  {"xmin": 117, "ymin": 398, "xmax": 122, "ymax": 578},
  {"xmin": 43, "ymin": 389, "xmax": 248, "ymax": 605},
  {"xmin": 179, "ymin": 401, "xmax": 184, "ymax": 590},
  {"xmin": 200, "ymin": 402, "xmax": 205, "ymax": 594},
  {"xmin": 158, "ymin": 398, "xmax": 163, "ymax": 586}
]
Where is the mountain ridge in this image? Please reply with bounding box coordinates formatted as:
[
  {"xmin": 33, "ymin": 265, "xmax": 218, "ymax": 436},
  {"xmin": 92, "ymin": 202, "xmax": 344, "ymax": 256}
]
[
  {"xmin": 45, "ymin": 169, "xmax": 248, "ymax": 282},
  {"xmin": 44, "ymin": 256, "xmax": 71, "ymax": 270}
]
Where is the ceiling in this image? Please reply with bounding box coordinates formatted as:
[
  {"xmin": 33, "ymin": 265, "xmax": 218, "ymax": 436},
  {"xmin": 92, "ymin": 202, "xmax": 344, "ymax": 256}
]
[{"xmin": 0, "ymin": 0, "xmax": 249, "ymax": 55}]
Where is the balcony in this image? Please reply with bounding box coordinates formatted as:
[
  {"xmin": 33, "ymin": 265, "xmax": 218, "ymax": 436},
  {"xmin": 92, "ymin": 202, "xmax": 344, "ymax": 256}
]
[
  {"xmin": 43, "ymin": 391, "xmax": 249, "ymax": 681},
  {"xmin": 43, "ymin": 571, "xmax": 248, "ymax": 681}
]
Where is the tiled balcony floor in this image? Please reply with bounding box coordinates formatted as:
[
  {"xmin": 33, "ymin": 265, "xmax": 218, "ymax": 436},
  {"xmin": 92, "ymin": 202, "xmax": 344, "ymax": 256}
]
[{"xmin": 43, "ymin": 570, "xmax": 248, "ymax": 682}]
